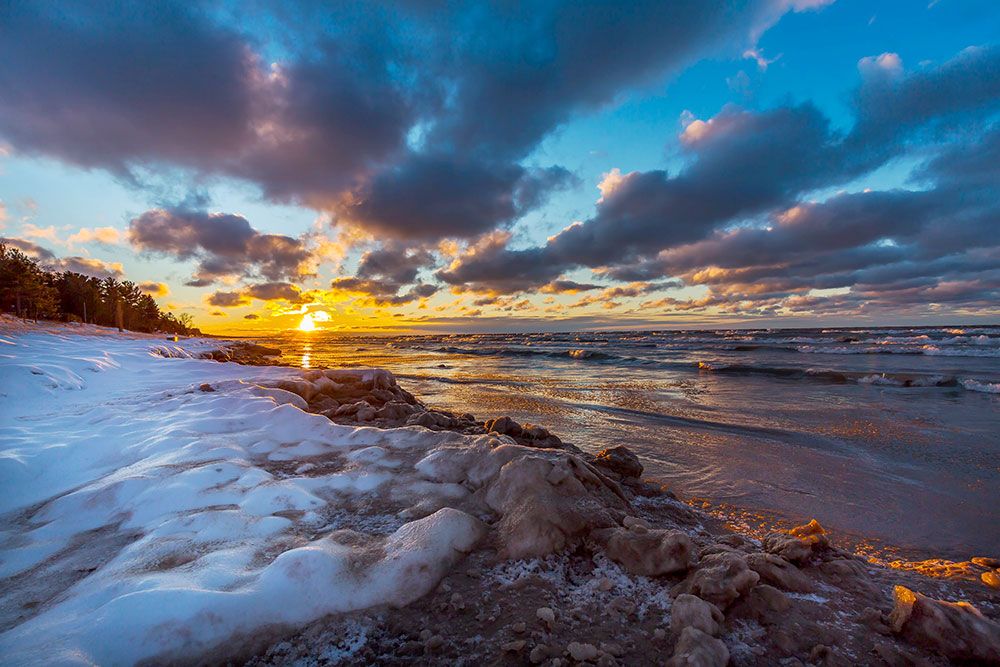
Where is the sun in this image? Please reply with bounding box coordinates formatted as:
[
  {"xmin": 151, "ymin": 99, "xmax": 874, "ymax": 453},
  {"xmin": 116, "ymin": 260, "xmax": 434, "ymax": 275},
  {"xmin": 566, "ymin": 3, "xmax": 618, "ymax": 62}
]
[{"xmin": 298, "ymin": 313, "xmax": 316, "ymax": 332}]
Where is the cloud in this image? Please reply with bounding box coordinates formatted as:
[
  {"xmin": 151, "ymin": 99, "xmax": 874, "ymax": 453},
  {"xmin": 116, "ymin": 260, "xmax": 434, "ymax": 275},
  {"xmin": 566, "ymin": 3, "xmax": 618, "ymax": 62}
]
[
  {"xmin": 129, "ymin": 207, "xmax": 311, "ymax": 284},
  {"xmin": 67, "ymin": 226, "xmax": 123, "ymax": 246},
  {"xmin": 244, "ymin": 313, "xmax": 260, "ymax": 320},
  {"xmin": 210, "ymin": 311, "xmax": 225, "ymax": 316},
  {"xmin": 139, "ymin": 281, "xmax": 170, "ymax": 297},
  {"xmin": 1, "ymin": 236, "xmax": 55, "ymax": 260},
  {"xmin": 540, "ymin": 280, "xmax": 603, "ymax": 294},
  {"xmin": 205, "ymin": 281, "xmax": 305, "ymax": 307},
  {"xmin": 0, "ymin": 0, "xmax": 813, "ymax": 247},
  {"xmin": 49, "ymin": 256, "xmax": 124, "ymax": 279},
  {"xmin": 19, "ymin": 223, "xmax": 59, "ymax": 242},
  {"xmin": 205, "ymin": 291, "xmax": 250, "ymax": 308}
]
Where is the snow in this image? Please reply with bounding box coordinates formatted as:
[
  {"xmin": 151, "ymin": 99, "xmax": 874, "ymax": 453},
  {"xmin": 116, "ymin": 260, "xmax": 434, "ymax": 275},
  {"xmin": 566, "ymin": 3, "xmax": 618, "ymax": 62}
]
[{"xmin": 0, "ymin": 328, "xmax": 486, "ymax": 665}]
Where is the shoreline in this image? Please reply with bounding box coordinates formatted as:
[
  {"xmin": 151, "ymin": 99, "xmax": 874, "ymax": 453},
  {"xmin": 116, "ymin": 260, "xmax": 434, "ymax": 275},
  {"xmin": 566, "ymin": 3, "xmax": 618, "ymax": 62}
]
[{"xmin": 2, "ymin": 320, "xmax": 999, "ymax": 665}]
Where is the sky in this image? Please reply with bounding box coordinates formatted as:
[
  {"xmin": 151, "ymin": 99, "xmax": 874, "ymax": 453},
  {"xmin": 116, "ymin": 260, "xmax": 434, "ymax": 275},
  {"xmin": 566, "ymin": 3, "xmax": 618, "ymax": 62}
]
[{"xmin": 1, "ymin": 0, "xmax": 998, "ymax": 334}]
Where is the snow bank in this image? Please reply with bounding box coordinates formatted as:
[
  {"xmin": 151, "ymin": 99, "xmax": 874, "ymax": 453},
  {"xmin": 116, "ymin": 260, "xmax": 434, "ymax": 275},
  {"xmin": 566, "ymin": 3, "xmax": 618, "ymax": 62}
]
[{"xmin": 0, "ymin": 330, "xmax": 486, "ymax": 664}]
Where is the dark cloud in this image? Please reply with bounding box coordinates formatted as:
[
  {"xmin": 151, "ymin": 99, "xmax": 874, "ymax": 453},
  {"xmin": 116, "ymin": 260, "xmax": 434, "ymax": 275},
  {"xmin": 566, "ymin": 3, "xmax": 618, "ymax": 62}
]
[
  {"xmin": 1, "ymin": 237, "xmax": 123, "ymax": 278},
  {"xmin": 0, "ymin": 0, "xmax": 809, "ymax": 243},
  {"xmin": 1, "ymin": 237, "xmax": 55, "ymax": 260},
  {"xmin": 540, "ymin": 280, "xmax": 603, "ymax": 294},
  {"xmin": 330, "ymin": 276, "xmax": 438, "ymax": 305},
  {"xmin": 128, "ymin": 208, "xmax": 310, "ymax": 284},
  {"xmin": 244, "ymin": 313, "xmax": 260, "ymax": 320},
  {"xmin": 0, "ymin": 2, "xmax": 253, "ymax": 175},
  {"xmin": 439, "ymin": 48, "xmax": 1000, "ymax": 309},
  {"xmin": 340, "ymin": 157, "xmax": 577, "ymax": 239},
  {"xmin": 205, "ymin": 291, "xmax": 249, "ymax": 308}
]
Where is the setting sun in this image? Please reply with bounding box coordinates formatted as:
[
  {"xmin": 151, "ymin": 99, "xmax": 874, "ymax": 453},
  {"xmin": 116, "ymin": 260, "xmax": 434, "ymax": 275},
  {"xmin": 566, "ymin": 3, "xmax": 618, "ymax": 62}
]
[{"xmin": 297, "ymin": 313, "xmax": 316, "ymax": 332}]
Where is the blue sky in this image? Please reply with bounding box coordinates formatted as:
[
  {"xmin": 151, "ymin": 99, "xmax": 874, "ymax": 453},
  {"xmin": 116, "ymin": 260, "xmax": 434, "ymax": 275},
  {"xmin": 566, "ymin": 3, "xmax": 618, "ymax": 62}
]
[{"xmin": 1, "ymin": 0, "xmax": 998, "ymax": 331}]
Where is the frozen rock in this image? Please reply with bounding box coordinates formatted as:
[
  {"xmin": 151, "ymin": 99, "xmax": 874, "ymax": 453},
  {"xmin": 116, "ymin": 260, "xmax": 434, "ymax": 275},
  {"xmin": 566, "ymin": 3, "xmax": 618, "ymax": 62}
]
[
  {"xmin": 622, "ymin": 515, "xmax": 650, "ymax": 530},
  {"xmin": 746, "ymin": 552, "xmax": 814, "ymax": 592},
  {"xmin": 889, "ymin": 585, "xmax": 1000, "ymax": 663},
  {"xmin": 982, "ymin": 571, "xmax": 1000, "ymax": 589},
  {"xmin": 596, "ymin": 525, "xmax": 696, "ymax": 576},
  {"xmin": 484, "ymin": 453, "xmax": 627, "ymax": 559},
  {"xmin": 566, "ymin": 642, "xmax": 599, "ymax": 661},
  {"xmin": 674, "ymin": 551, "xmax": 760, "ymax": 609},
  {"xmin": 355, "ymin": 404, "xmax": 376, "ymax": 422},
  {"xmin": 670, "ymin": 594, "xmax": 724, "ymax": 637},
  {"xmin": 592, "ymin": 445, "xmax": 643, "ymax": 478},
  {"xmin": 666, "ymin": 627, "xmax": 729, "ymax": 667},
  {"xmin": 972, "ymin": 556, "xmax": 1000, "ymax": 569},
  {"xmin": 762, "ymin": 519, "xmax": 829, "ymax": 564}
]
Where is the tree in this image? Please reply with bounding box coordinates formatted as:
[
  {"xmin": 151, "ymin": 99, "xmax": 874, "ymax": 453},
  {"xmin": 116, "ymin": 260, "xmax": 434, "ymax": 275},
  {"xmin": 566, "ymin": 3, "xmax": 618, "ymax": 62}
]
[{"xmin": 0, "ymin": 242, "xmax": 198, "ymax": 335}]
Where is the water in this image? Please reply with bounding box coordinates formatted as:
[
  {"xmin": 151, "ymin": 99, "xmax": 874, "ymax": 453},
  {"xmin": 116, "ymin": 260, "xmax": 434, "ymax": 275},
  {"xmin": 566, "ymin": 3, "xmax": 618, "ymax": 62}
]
[{"xmin": 251, "ymin": 326, "xmax": 1000, "ymax": 561}]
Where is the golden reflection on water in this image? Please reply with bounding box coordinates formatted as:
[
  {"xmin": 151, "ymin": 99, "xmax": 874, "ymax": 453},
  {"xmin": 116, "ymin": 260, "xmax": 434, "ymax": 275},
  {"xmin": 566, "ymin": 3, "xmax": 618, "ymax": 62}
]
[{"xmin": 301, "ymin": 342, "xmax": 312, "ymax": 369}]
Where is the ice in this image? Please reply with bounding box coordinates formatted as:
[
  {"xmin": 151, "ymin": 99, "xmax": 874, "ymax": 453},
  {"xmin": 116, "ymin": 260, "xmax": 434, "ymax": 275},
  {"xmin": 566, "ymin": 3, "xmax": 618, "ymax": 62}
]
[{"xmin": 0, "ymin": 329, "xmax": 485, "ymax": 664}]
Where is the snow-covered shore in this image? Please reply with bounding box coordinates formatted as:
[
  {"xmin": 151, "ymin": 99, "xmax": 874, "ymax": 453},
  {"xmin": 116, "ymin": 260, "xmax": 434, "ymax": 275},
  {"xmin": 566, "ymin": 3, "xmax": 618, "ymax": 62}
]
[
  {"xmin": 0, "ymin": 326, "xmax": 487, "ymax": 663},
  {"xmin": 2, "ymin": 321, "xmax": 999, "ymax": 666}
]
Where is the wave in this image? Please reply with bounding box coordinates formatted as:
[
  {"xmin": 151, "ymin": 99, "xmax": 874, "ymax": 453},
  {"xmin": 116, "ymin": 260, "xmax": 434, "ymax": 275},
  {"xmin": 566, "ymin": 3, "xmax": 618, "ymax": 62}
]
[{"xmin": 696, "ymin": 362, "xmax": 999, "ymax": 393}]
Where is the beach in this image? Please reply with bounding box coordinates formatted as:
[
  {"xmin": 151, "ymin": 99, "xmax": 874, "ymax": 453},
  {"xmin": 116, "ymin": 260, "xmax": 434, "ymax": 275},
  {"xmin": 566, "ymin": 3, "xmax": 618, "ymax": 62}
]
[{"xmin": 1, "ymin": 320, "xmax": 999, "ymax": 665}]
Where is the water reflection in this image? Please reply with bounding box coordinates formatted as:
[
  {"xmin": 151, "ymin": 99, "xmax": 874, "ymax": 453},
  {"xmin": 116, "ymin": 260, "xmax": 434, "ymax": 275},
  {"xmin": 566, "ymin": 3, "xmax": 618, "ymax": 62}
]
[{"xmin": 300, "ymin": 342, "xmax": 312, "ymax": 369}]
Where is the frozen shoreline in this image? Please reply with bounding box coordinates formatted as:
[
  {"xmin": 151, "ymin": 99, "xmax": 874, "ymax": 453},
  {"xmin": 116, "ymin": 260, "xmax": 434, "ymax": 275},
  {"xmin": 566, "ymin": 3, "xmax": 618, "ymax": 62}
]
[{"xmin": 1, "ymin": 320, "xmax": 999, "ymax": 665}]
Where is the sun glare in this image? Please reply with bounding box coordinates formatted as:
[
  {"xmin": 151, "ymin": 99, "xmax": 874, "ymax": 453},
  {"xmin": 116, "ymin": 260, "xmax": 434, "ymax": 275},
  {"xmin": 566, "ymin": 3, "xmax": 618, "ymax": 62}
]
[{"xmin": 298, "ymin": 313, "xmax": 316, "ymax": 332}]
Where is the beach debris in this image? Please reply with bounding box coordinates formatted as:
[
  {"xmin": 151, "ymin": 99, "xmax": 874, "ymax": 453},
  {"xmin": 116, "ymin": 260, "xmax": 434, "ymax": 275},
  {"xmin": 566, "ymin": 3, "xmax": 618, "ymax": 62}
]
[
  {"xmin": 536, "ymin": 606, "xmax": 556, "ymax": 627},
  {"xmin": 889, "ymin": 585, "xmax": 1000, "ymax": 663},
  {"xmin": 673, "ymin": 551, "xmax": 760, "ymax": 609},
  {"xmin": 746, "ymin": 552, "xmax": 814, "ymax": 592},
  {"xmin": 762, "ymin": 519, "xmax": 830, "ymax": 564},
  {"xmin": 594, "ymin": 525, "xmax": 696, "ymax": 576},
  {"xmin": 592, "ymin": 445, "xmax": 644, "ymax": 479},
  {"xmin": 670, "ymin": 594, "xmax": 724, "ymax": 637},
  {"xmin": 666, "ymin": 627, "xmax": 729, "ymax": 667}
]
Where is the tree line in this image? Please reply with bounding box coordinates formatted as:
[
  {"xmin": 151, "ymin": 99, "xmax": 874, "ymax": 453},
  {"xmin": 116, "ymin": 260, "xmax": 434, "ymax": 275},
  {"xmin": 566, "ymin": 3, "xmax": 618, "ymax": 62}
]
[{"xmin": 0, "ymin": 243, "xmax": 199, "ymax": 335}]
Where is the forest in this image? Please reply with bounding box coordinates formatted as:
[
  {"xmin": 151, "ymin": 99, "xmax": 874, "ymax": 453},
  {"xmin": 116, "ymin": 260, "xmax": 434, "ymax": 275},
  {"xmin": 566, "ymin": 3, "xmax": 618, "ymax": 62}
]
[{"xmin": 0, "ymin": 243, "xmax": 199, "ymax": 335}]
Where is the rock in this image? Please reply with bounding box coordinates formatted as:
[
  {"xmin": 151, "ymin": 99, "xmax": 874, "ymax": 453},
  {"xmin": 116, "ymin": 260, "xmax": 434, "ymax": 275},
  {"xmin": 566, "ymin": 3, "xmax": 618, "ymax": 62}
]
[
  {"xmin": 566, "ymin": 642, "xmax": 599, "ymax": 662},
  {"xmin": 746, "ymin": 552, "xmax": 814, "ymax": 592},
  {"xmin": 653, "ymin": 628, "xmax": 666, "ymax": 640},
  {"xmin": 889, "ymin": 584, "xmax": 1000, "ymax": 663},
  {"xmin": 334, "ymin": 401, "xmax": 362, "ymax": 416},
  {"xmin": 972, "ymin": 556, "xmax": 1000, "ymax": 569},
  {"xmin": 762, "ymin": 519, "xmax": 829, "ymax": 564},
  {"xmin": 376, "ymin": 401, "xmax": 416, "ymax": 420},
  {"xmin": 622, "ymin": 515, "xmax": 650, "ymax": 530},
  {"xmin": 511, "ymin": 622, "xmax": 526, "ymax": 634},
  {"xmin": 596, "ymin": 525, "xmax": 696, "ymax": 576},
  {"xmin": 485, "ymin": 416, "xmax": 523, "ymax": 437},
  {"xmin": 424, "ymin": 635, "xmax": 445, "ymax": 652},
  {"xmin": 746, "ymin": 584, "xmax": 791, "ymax": 614},
  {"xmin": 816, "ymin": 558, "xmax": 879, "ymax": 596},
  {"xmin": 356, "ymin": 405, "xmax": 376, "ymax": 422},
  {"xmin": 983, "ymin": 571, "xmax": 1000, "ymax": 589},
  {"xmin": 523, "ymin": 424, "xmax": 551, "ymax": 439},
  {"xmin": 599, "ymin": 642, "xmax": 623, "ymax": 658},
  {"xmin": 501, "ymin": 640, "xmax": 526, "ymax": 653},
  {"xmin": 667, "ymin": 627, "xmax": 729, "ymax": 667},
  {"xmin": 593, "ymin": 445, "xmax": 643, "ymax": 478},
  {"xmin": 674, "ymin": 551, "xmax": 760, "ymax": 609},
  {"xmin": 670, "ymin": 594, "xmax": 724, "ymax": 637},
  {"xmin": 529, "ymin": 645, "xmax": 550, "ymax": 664},
  {"xmin": 198, "ymin": 383, "xmax": 215, "ymax": 392},
  {"xmin": 484, "ymin": 453, "xmax": 627, "ymax": 559},
  {"xmin": 408, "ymin": 410, "xmax": 456, "ymax": 429},
  {"xmin": 537, "ymin": 607, "xmax": 556, "ymax": 626}
]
